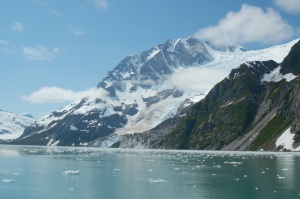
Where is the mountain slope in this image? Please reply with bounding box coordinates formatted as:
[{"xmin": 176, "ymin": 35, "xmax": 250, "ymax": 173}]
[
  {"xmin": 13, "ymin": 37, "xmax": 299, "ymax": 146},
  {"xmin": 0, "ymin": 110, "xmax": 35, "ymax": 141},
  {"xmin": 116, "ymin": 39, "xmax": 300, "ymax": 151}
]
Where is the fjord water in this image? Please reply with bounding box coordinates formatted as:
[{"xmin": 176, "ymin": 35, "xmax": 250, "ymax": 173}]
[{"xmin": 1, "ymin": 146, "xmax": 299, "ymax": 199}]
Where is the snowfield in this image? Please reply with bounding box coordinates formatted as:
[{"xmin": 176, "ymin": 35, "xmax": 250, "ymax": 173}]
[{"xmin": 0, "ymin": 110, "xmax": 35, "ymax": 140}]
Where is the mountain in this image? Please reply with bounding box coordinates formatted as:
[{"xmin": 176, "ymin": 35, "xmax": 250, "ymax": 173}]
[
  {"xmin": 114, "ymin": 39, "xmax": 300, "ymax": 151},
  {"xmin": 0, "ymin": 110, "xmax": 35, "ymax": 141},
  {"xmin": 12, "ymin": 37, "xmax": 299, "ymax": 147}
]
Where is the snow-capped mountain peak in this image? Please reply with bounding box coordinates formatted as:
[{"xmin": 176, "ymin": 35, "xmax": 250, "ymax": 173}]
[{"xmin": 17, "ymin": 37, "xmax": 300, "ymax": 146}]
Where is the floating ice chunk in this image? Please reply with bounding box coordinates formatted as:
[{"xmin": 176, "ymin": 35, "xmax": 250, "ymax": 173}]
[
  {"xmin": 2, "ymin": 179, "xmax": 14, "ymax": 183},
  {"xmin": 282, "ymin": 168, "xmax": 289, "ymax": 171},
  {"xmin": 244, "ymin": 175, "xmax": 247, "ymax": 178},
  {"xmin": 224, "ymin": 161, "xmax": 243, "ymax": 165},
  {"xmin": 277, "ymin": 176, "xmax": 285, "ymax": 179},
  {"xmin": 255, "ymin": 187, "xmax": 258, "ymax": 190},
  {"xmin": 148, "ymin": 178, "xmax": 169, "ymax": 183},
  {"xmin": 147, "ymin": 169, "xmax": 153, "ymax": 172},
  {"xmin": 68, "ymin": 188, "xmax": 75, "ymax": 191},
  {"xmin": 62, "ymin": 170, "xmax": 80, "ymax": 175}
]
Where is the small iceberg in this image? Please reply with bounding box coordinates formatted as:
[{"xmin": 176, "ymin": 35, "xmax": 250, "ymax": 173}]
[
  {"xmin": 2, "ymin": 179, "xmax": 14, "ymax": 183},
  {"xmin": 148, "ymin": 178, "xmax": 169, "ymax": 183},
  {"xmin": 277, "ymin": 176, "xmax": 285, "ymax": 179},
  {"xmin": 224, "ymin": 161, "xmax": 243, "ymax": 165},
  {"xmin": 62, "ymin": 170, "xmax": 80, "ymax": 175}
]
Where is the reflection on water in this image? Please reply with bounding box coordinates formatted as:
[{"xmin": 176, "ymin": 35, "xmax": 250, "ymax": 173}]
[{"xmin": 0, "ymin": 145, "xmax": 300, "ymax": 199}]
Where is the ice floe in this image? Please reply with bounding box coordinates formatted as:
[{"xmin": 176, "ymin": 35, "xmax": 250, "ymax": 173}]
[
  {"xmin": 224, "ymin": 161, "xmax": 243, "ymax": 165},
  {"xmin": 148, "ymin": 178, "xmax": 169, "ymax": 183},
  {"xmin": 2, "ymin": 179, "xmax": 14, "ymax": 183},
  {"xmin": 62, "ymin": 170, "xmax": 80, "ymax": 175}
]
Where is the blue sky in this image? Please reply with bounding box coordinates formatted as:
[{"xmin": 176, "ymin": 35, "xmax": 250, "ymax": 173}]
[{"xmin": 0, "ymin": 0, "xmax": 299, "ymax": 118}]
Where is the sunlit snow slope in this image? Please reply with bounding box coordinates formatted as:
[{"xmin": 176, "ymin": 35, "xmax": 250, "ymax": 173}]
[{"xmin": 0, "ymin": 110, "xmax": 35, "ymax": 140}]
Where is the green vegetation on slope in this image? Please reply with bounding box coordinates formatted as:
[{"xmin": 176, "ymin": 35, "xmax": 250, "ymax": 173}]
[{"xmin": 249, "ymin": 115, "xmax": 293, "ymax": 150}]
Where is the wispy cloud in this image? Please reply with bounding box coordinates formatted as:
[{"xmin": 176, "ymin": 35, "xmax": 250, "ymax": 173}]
[
  {"xmin": 0, "ymin": 40, "xmax": 16, "ymax": 54},
  {"xmin": 22, "ymin": 45, "xmax": 61, "ymax": 61},
  {"xmin": 274, "ymin": 0, "xmax": 300, "ymax": 13},
  {"xmin": 169, "ymin": 67, "xmax": 227, "ymax": 91},
  {"xmin": 32, "ymin": 0, "xmax": 63, "ymax": 17},
  {"xmin": 92, "ymin": 0, "xmax": 109, "ymax": 9},
  {"xmin": 22, "ymin": 87, "xmax": 108, "ymax": 103},
  {"xmin": 73, "ymin": 28, "xmax": 86, "ymax": 36},
  {"xmin": 32, "ymin": 0, "xmax": 48, "ymax": 6},
  {"xmin": 11, "ymin": 21, "xmax": 25, "ymax": 32},
  {"xmin": 194, "ymin": 4, "xmax": 294, "ymax": 46},
  {"xmin": 49, "ymin": 9, "xmax": 63, "ymax": 17}
]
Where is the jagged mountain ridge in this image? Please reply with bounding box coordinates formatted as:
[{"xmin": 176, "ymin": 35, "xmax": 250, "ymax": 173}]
[
  {"xmin": 13, "ymin": 37, "xmax": 299, "ymax": 146},
  {"xmin": 0, "ymin": 109, "xmax": 35, "ymax": 141},
  {"xmin": 115, "ymin": 40, "xmax": 300, "ymax": 151}
]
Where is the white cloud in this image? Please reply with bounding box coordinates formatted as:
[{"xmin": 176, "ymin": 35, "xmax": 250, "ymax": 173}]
[
  {"xmin": 22, "ymin": 45, "xmax": 61, "ymax": 61},
  {"xmin": 169, "ymin": 67, "xmax": 227, "ymax": 91},
  {"xmin": 22, "ymin": 87, "xmax": 108, "ymax": 104},
  {"xmin": 194, "ymin": 4, "xmax": 294, "ymax": 46},
  {"xmin": 0, "ymin": 40, "xmax": 9, "ymax": 45},
  {"xmin": 11, "ymin": 21, "xmax": 24, "ymax": 32},
  {"xmin": 49, "ymin": 9, "xmax": 63, "ymax": 17},
  {"xmin": 92, "ymin": 0, "xmax": 108, "ymax": 9},
  {"xmin": 73, "ymin": 28, "xmax": 86, "ymax": 36},
  {"xmin": 275, "ymin": 0, "xmax": 300, "ymax": 13},
  {"xmin": 0, "ymin": 40, "xmax": 15, "ymax": 54}
]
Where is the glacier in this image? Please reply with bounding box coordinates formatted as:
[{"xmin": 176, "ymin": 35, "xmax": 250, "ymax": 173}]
[{"xmin": 0, "ymin": 110, "xmax": 35, "ymax": 140}]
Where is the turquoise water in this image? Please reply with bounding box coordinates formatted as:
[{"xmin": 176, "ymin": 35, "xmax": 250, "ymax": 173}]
[{"xmin": 0, "ymin": 145, "xmax": 300, "ymax": 199}]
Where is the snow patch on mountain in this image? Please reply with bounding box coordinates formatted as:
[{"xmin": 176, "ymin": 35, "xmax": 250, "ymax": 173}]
[
  {"xmin": 261, "ymin": 66, "xmax": 297, "ymax": 82},
  {"xmin": 276, "ymin": 127, "xmax": 300, "ymax": 151}
]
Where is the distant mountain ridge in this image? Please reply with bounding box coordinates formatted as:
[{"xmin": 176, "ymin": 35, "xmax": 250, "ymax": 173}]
[
  {"xmin": 0, "ymin": 109, "xmax": 35, "ymax": 141},
  {"xmin": 11, "ymin": 37, "xmax": 300, "ymax": 149}
]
